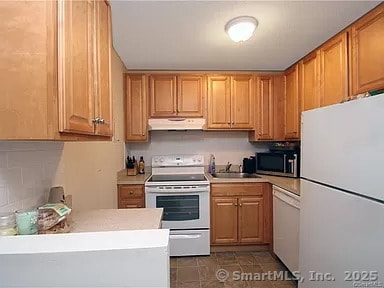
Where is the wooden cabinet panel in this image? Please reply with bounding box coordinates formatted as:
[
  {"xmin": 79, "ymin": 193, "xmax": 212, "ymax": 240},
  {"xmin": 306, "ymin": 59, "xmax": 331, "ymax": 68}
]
[
  {"xmin": 300, "ymin": 52, "xmax": 320, "ymax": 111},
  {"xmin": 177, "ymin": 75, "xmax": 204, "ymax": 117},
  {"xmin": 125, "ymin": 74, "xmax": 148, "ymax": 141},
  {"xmin": 238, "ymin": 197, "xmax": 264, "ymax": 243},
  {"xmin": 211, "ymin": 183, "xmax": 264, "ymax": 197},
  {"xmin": 95, "ymin": 0, "xmax": 112, "ymax": 136},
  {"xmin": 211, "ymin": 197, "xmax": 238, "ymax": 244},
  {"xmin": 119, "ymin": 199, "xmax": 145, "ymax": 209},
  {"xmin": 285, "ymin": 65, "xmax": 300, "ymax": 139},
  {"xmin": 58, "ymin": 0, "xmax": 95, "ymax": 135},
  {"xmin": 118, "ymin": 184, "xmax": 145, "ymax": 209},
  {"xmin": 207, "ymin": 75, "xmax": 231, "ymax": 129},
  {"xmin": 256, "ymin": 76, "xmax": 274, "ymax": 139},
  {"xmin": 231, "ymin": 75, "xmax": 254, "ymax": 129},
  {"xmin": 207, "ymin": 75, "xmax": 253, "ymax": 130},
  {"xmin": 149, "ymin": 75, "xmax": 177, "ymax": 117},
  {"xmin": 351, "ymin": 4, "xmax": 384, "ymax": 94},
  {"xmin": 210, "ymin": 183, "xmax": 271, "ymax": 246},
  {"xmin": 320, "ymin": 32, "xmax": 348, "ymax": 107}
]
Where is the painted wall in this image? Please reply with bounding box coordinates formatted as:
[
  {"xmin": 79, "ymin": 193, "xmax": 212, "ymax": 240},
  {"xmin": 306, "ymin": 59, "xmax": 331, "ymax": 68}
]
[
  {"xmin": 0, "ymin": 142, "xmax": 65, "ymax": 213},
  {"xmin": 128, "ymin": 131, "xmax": 269, "ymax": 165}
]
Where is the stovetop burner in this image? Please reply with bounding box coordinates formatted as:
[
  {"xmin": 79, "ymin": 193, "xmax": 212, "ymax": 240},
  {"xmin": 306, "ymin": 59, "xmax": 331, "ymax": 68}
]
[{"xmin": 147, "ymin": 174, "xmax": 206, "ymax": 183}]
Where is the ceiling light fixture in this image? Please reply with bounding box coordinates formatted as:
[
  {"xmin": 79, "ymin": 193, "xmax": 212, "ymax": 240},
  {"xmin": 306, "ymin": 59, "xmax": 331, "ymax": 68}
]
[{"xmin": 225, "ymin": 16, "xmax": 258, "ymax": 43}]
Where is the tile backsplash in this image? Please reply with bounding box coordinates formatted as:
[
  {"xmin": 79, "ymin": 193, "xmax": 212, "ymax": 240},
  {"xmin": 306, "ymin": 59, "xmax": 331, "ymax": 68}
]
[{"xmin": 0, "ymin": 142, "xmax": 65, "ymax": 213}]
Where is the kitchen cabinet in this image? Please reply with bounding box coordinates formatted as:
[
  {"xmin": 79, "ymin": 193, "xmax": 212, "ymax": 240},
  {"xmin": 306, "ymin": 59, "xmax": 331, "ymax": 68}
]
[
  {"xmin": 300, "ymin": 51, "xmax": 320, "ymax": 111},
  {"xmin": 211, "ymin": 183, "xmax": 271, "ymax": 245},
  {"xmin": 319, "ymin": 32, "xmax": 348, "ymax": 107},
  {"xmin": 59, "ymin": 0, "xmax": 112, "ymax": 136},
  {"xmin": 207, "ymin": 75, "xmax": 254, "ymax": 130},
  {"xmin": 249, "ymin": 75, "xmax": 284, "ymax": 141},
  {"xmin": 350, "ymin": 4, "xmax": 384, "ymax": 95},
  {"xmin": 149, "ymin": 74, "xmax": 204, "ymax": 118},
  {"xmin": 125, "ymin": 74, "xmax": 148, "ymax": 142},
  {"xmin": 0, "ymin": 0, "xmax": 112, "ymax": 140},
  {"xmin": 284, "ymin": 65, "xmax": 301, "ymax": 140},
  {"xmin": 118, "ymin": 184, "xmax": 145, "ymax": 209}
]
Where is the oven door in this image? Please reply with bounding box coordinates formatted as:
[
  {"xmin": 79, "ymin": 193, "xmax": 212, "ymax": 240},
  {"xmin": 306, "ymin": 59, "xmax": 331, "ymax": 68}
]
[{"xmin": 145, "ymin": 187, "xmax": 209, "ymax": 229}]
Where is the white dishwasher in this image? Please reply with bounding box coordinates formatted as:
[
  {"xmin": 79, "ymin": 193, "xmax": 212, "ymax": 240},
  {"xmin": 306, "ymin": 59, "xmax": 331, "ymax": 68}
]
[{"xmin": 273, "ymin": 185, "xmax": 300, "ymax": 273}]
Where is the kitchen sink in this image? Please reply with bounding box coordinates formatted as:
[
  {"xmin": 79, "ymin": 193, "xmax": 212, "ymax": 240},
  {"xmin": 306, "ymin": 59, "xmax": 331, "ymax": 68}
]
[{"xmin": 211, "ymin": 173, "xmax": 261, "ymax": 179}]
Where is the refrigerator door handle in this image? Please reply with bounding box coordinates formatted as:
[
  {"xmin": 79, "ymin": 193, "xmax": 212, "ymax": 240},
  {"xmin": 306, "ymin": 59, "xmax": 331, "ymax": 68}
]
[{"xmin": 283, "ymin": 154, "xmax": 287, "ymax": 173}]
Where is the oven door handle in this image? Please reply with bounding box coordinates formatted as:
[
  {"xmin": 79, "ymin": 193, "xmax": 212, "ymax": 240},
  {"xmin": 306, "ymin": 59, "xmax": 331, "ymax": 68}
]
[{"xmin": 169, "ymin": 234, "xmax": 202, "ymax": 240}]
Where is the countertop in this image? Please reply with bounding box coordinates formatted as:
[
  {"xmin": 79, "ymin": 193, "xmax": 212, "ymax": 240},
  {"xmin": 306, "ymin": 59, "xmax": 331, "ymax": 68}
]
[
  {"xmin": 205, "ymin": 173, "xmax": 300, "ymax": 196},
  {"xmin": 117, "ymin": 168, "xmax": 300, "ymax": 196},
  {"xmin": 117, "ymin": 167, "xmax": 152, "ymax": 185},
  {"xmin": 70, "ymin": 208, "xmax": 163, "ymax": 233}
]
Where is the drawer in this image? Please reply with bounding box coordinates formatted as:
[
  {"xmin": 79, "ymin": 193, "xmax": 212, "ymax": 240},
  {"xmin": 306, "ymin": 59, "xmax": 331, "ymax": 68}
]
[
  {"xmin": 211, "ymin": 183, "xmax": 265, "ymax": 196},
  {"xmin": 119, "ymin": 199, "xmax": 145, "ymax": 209},
  {"xmin": 119, "ymin": 185, "xmax": 144, "ymax": 199}
]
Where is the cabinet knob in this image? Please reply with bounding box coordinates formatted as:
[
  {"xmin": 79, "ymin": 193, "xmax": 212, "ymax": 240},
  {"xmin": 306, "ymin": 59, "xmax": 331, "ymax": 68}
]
[
  {"xmin": 232, "ymin": 121, "xmax": 235, "ymax": 125},
  {"xmin": 239, "ymin": 203, "xmax": 242, "ymax": 207},
  {"xmin": 98, "ymin": 118, "xmax": 105, "ymax": 124},
  {"xmin": 234, "ymin": 202, "xmax": 238, "ymax": 206},
  {"xmin": 92, "ymin": 117, "xmax": 100, "ymax": 124},
  {"xmin": 129, "ymin": 191, "xmax": 133, "ymax": 194}
]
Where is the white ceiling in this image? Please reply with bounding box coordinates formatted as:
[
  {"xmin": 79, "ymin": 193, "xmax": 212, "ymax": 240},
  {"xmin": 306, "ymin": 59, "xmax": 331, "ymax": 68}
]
[{"xmin": 110, "ymin": 1, "xmax": 379, "ymax": 71}]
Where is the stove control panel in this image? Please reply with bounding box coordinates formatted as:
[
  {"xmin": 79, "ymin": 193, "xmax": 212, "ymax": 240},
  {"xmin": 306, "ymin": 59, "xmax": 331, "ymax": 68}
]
[{"xmin": 152, "ymin": 155, "xmax": 204, "ymax": 167}]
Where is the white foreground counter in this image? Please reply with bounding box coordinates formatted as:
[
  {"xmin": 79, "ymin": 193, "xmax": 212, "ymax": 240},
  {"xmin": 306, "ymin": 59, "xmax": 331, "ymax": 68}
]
[{"xmin": 0, "ymin": 209, "xmax": 169, "ymax": 288}]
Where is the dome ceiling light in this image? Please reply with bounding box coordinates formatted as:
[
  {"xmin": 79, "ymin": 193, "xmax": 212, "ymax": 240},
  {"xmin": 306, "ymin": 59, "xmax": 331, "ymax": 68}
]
[{"xmin": 225, "ymin": 16, "xmax": 258, "ymax": 43}]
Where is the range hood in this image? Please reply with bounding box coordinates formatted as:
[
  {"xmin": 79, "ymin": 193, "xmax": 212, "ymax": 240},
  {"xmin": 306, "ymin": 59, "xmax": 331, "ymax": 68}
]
[{"xmin": 148, "ymin": 118, "xmax": 206, "ymax": 131}]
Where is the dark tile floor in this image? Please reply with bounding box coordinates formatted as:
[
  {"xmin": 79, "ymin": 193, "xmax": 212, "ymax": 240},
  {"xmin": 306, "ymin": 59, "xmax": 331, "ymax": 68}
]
[{"xmin": 170, "ymin": 251, "xmax": 298, "ymax": 288}]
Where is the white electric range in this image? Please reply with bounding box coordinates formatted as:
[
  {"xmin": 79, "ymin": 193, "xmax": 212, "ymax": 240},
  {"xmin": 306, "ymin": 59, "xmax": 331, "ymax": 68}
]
[{"xmin": 145, "ymin": 155, "xmax": 210, "ymax": 256}]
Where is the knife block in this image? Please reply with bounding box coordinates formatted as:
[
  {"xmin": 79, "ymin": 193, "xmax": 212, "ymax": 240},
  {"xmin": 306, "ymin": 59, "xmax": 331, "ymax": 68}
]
[{"xmin": 126, "ymin": 164, "xmax": 138, "ymax": 176}]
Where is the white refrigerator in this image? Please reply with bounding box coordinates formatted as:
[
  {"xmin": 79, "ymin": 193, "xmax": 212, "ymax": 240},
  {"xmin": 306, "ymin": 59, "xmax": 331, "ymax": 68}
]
[{"xmin": 299, "ymin": 94, "xmax": 384, "ymax": 288}]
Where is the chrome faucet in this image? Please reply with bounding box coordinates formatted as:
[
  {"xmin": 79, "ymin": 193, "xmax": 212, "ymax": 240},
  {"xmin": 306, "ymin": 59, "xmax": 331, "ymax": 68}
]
[{"xmin": 225, "ymin": 162, "xmax": 232, "ymax": 172}]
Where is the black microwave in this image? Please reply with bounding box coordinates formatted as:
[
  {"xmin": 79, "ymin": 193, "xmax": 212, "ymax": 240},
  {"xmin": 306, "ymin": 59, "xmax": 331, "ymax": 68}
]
[{"xmin": 255, "ymin": 152, "xmax": 299, "ymax": 178}]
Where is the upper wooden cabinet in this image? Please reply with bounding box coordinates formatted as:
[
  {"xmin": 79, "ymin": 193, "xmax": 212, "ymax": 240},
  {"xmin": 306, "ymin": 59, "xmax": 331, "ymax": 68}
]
[
  {"xmin": 284, "ymin": 65, "xmax": 301, "ymax": 140},
  {"xmin": 350, "ymin": 4, "xmax": 384, "ymax": 95},
  {"xmin": 249, "ymin": 75, "xmax": 284, "ymax": 141},
  {"xmin": 319, "ymin": 32, "xmax": 348, "ymax": 107},
  {"xmin": 300, "ymin": 51, "xmax": 320, "ymax": 111},
  {"xmin": 125, "ymin": 74, "xmax": 148, "ymax": 142},
  {"xmin": 59, "ymin": 0, "xmax": 112, "ymax": 137},
  {"xmin": 149, "ymin": 74, "xmax": 204, "ymax": 118},
  {"xmin": 207, "ymin": 75, "xmax": 254, "ymax": 130},
  {"xmin": 0, "ymin": 0, "xmax": 112, "ymax": 140}
]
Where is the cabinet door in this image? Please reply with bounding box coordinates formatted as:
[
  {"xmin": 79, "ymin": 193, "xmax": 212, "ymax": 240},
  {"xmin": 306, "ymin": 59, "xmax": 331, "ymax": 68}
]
[
  {"xmin": 231, "ymin": 75, "xmax": 254, "ymax": 129},
  {"xmin": 351, "ymin": 4, "xmax": 384, "ymax": 94},
  {"xmin": 207, "ymin": 76, "xmax": 231, "ymax": 129},
  {"xmin": 256, "ymin": 76, "xmax": 274, "ymax": 139},
  {"xmin": 320, "ymin": 32, "xmax": 348, "ymax": 107},
  {"xmin": 149, "ymin": 75, "xmax": 177, "ymax": 117},
  {"xmin": 125, "ymin": 75, "xmax": 148, "ymax": 141},
  {"xmin": 300, "ymin": 51, "xmax": 320, "ymax": 111},
  {"xmin": 58, "ymin": 0, "xmax": 95, "ymax": 135},
  {"xmin": 211, "ymin": 197, "xmax": 238, "ymax": 244},
  {"xmin": 284, "ymin": 65, "xmax": 300, "ymax": 139},
  {"xmin": 238, "ymin": 197, "xmax": 264, "ymax": 243},
  {"xmin": 94, "ymin": 0, "xmax": 112, "ymax": 136},
  {"xmin": 177, "ymin": 75, "xmax": 204, "ymax": 117}
]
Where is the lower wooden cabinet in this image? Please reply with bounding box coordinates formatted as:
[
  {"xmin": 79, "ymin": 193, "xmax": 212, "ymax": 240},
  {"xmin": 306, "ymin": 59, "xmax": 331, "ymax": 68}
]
[
  {"xmin": 210, "ymin": 183, "xmax": 271, "ymax": 245},
  {"xmin": 118, "ymin": 184, "xmax": 145, "ymax": 209}
]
